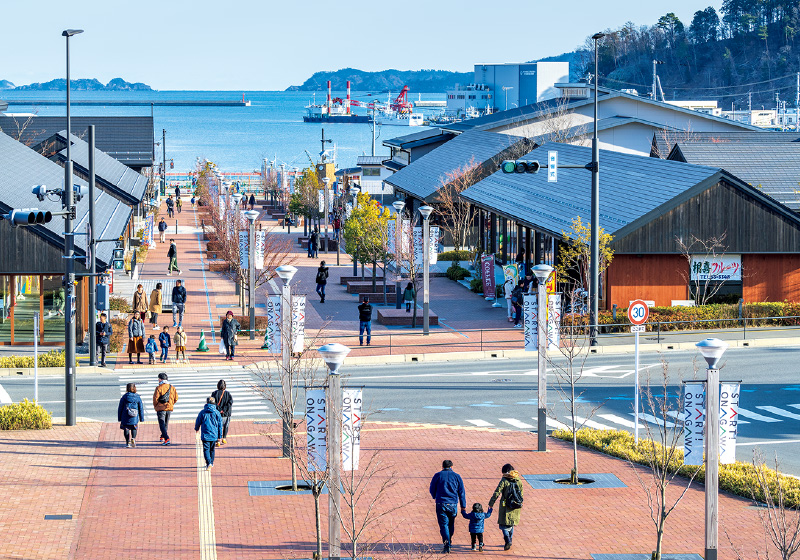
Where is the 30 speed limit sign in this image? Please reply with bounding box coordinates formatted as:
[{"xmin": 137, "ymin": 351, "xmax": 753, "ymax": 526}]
[{"xmin": 628, "ymin": 299, "xmax": 649, "ymax": 325}]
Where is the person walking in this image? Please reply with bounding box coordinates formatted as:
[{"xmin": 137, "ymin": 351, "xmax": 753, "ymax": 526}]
[
  {"xmin": 132, "ymin": 284, "xmax": 148, "ymax": 321},
  {"xmin": 118, "ymin": 383, "xmax": 144, "ymax": 448},
  {"xmin": 333, "ymin": 216, "xmax": 341, "ymax": 240},
  {"xmin": 95, "ymin": 312, "xmax": 112, "ymax": 367},
  {"xmin": 511, "ymin": 282, "xmax": 524, "ymax": 329},
  {"xmin": 220, "ymin": 311, "xmax": 240, "ymax": 361},
  {"xmin": 487, "ymin": 463, "xmax": 524, "ymax": 551},
  {"xmin": 503, "ymin": 276, "xmax": 515, "ymax": 323},
  {"xmin": 176, "ymin": 196, "xmax": 182, "ymax": 214},
  {"xmin": 126, "ymin": 313, "xmax": 145, "ymax": 364},
  {"xmin": 358, "ymin": 296, "xmax": 372, "ymax": 346},
  {"xmin": 315, "ymin": 261, "xmax": 329, "ymax": 303},
  {"xmin": 461, "ymin": 503, "xmax": 493, "ymax": 552},
  {"xmin": 403, "ymin": 282, "xmax": 415, "ymax": 313},
  {"xmin": 166, "ymin": 195, "xmax": 175, "ymax": 218},
  {"xmin": 308, "ymin": 229, "xmax": 318, "ymax": 259},
  {"xmin": 171, "ymin": 279, "xmax": 186, "ymax": 328},
  {"xmin": 158, "ymin": 326, "xmax": 172, "ymax": 363},
  {"xmin": 175, "ymin": 185, "xmax": 181, "ymax": 199},
  {"xmin": 174, "ymin": 326, "xmax": 187, "ymax": 362},
  {"xmin": 429, "ymin": 459, "xmax": 466, "ymax": 554},
  {"xmin": 190, "ymin": 195, "xmax": 196, "ymax": 209},
  {"xmin": 158, "ymin": 217, "xmax": 168, "ymax": 243},
  {"xmin": 153, "ymin": 372, "xmax": 179, "ymax": 445},
  {"xmin": 211, "ymin": 380, "xmax": 233, "ymax": 445},
  {"xmin": 146, "ymin": 334, "xmax": 158, "ymax": 364},
  {"xmin": 149, "ymin": 283, "xmax": 163, "ymax": 330},
  {"xmin": 195, "ymin": 396, "xmax": 223, "ymax": 470},
  {"xmin": 167, "ymin": 239, "xmax": 182, "ymax": 275},
  {"xmin": 248, "ymin": 193, "xmax": 255, "ymax": 211}
]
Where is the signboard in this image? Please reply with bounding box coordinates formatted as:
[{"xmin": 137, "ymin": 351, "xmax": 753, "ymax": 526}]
[
  {"xmin": 387, "ymin": 220, "xmax": 396, "ymax": 254},
  {"xmin": 265, "ymin": 295, "xmax": 281, "ymax": 353},
  {"xmin": 254, "ymin": 231, "xmax": 266, "ymax": 270},
  {"xmin": 318, "ymin": 190, "xmax": 325, "ymax": 213},
  {"xmin": 239, "ymin": 231, "xmax": 249, "ymax": 271},
  {"xmin": 628, "ymin": 300, "xmax": 649, "ymax": 325},
  {"xmin": 548, "ymin": 150, "xmax": 558, "ymax": 183},
  {"xmin": 523, "ymin": 294, "xmax": 537, "ymax": 350},
  {"xmin": 291, "ymin": 295, "xmax": 306, "ymax": 353},
  {"xmin": 412, "ymin": 225, "xmax": 424, "ymax": 267},
  {"xmin": 690, "ymin": 255, "xmax": 742, "ymax": 282},
  {"xmin": 682, "ymin": 383, "xmax": 706, "ymax": 466},
  {"xmin": 342, "ymin": 388, "xmax": 363, "ymax": 471},
  {"xmin": 503, "ymin": 264, "xmax": 519, "ymax": 289},
  {"xmin": 306, "ymin": 389, "xmax": 328, "ymax": 471},
  {"xmin": 630, "ymin": 325, "xmax": 646, "ymax": 333},
  {"xmin": 719, "ymin": 383, "xmax": 741, "ymax": 464},
  {"xmin": 545, "ymin": 270, "xmax": 556, "ymax": 295},
  {"xmin": 547, "ymin": 293, "xmax": 561, "ymax": 351},
  {"xmin": 481, "ymin": 255, "xmax": 496, "ymax": 299},
  {"xmin": 429, "ymin": 226, "xmax": 439, "ymax": 265},
  {"xmin": 218, "ymin": 195, "xmax": 225, "ymax": 220}
]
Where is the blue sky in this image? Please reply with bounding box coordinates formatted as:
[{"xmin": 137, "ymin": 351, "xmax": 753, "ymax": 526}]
[{"xmin": 1, "ymin": 0, "xmax": 722, "ymax": 91}]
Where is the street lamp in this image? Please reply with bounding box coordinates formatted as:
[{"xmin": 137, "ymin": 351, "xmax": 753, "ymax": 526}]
[
  {"xmin": 532, "ymin": 263, "xmax": 553, "ymax": 452},
  {"xmin": 232, "ymin": 193, "xmax": 244, "ymax": 301},
  {"xmin": 589, "ymin": 31, "xmax": 605, "ymax": 347},
  {"xmin": 350, "ymin": 186, "xmax": 360, "ymax": 276},
  {"xmin": 696, "ymin": 337, "xmax": 728, "ymax": 560},
  {"xmin": 322, "ymin": 177, "xmax": 330, "ymax": 254},
  {"xmin": 244, "ymin": 209, "xmax": 260, "ymax": 340},
  {"xmin": 62, "ymin": 27, "xmax": 83, "ymax": 427},
  {"xmin": 318, "ymin": 342, "xmax": 351, "ymax": 560},
  {"xmin": 392, "ymin": 200, "xmax": 405, "ymax": 310},
  {"xmin": 276, "ymin": 264, "xmax": 297, "ymax": 458},
  {"xmin": 419, "ymin": 205, "xmax": 433, "ymax": 335}
]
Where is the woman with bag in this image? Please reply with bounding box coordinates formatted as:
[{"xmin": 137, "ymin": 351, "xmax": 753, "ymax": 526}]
[
  {"xmin": 126, "ymin": 312, "xmax": 146, "ymax": 364},
  {"xmin": 220, "ymin": 311, "xmax": 240, "ymax": 361},
  {"xmin": 118, "ymin": 383, "xmax": 144, "ymax": 448},
  {"xmin": 149, "ymin": 283, "xmax": 163, "ymax": 330},
  {"xmin": 211, "ymin": 380, "xmax": 234, "ymax": 445},
  {"xmin": 488, "ymin": 463, "xmax": 524, "ymax": 551},
  {"xmin": 132, "ymin": 284, "xmax": 148, "ymax": 320}
]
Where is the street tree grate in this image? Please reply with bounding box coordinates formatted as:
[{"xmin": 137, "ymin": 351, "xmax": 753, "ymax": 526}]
[
  {"xmin": 44, "ymin": 514, "xmax": 73, "ymax": 520},
  {"xmin": 592, "ymin": 555, "xmax": 702, "ymax": 560},
  {"xmin": 523, "ymin": 473, "xmax": 627, "ymax": 490}
]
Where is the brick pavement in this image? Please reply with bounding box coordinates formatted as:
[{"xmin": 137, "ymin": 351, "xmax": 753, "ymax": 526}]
[{"xmin": 0, "ymin": 419, "xmax": 780, "ymax": 559}]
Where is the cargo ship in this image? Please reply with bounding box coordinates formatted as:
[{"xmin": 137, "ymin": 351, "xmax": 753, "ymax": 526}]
[{"xmin": 303, "ymin": 81, "xmax": 373, "ymax": 123}]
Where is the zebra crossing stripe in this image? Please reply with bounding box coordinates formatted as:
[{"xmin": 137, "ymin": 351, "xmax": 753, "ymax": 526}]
[
  {"xmin": 573, "ymin": 415, "xmax": 613, "ymax": 430},
  {"xmin": 737, "ymin": 407, "xmax": 782, "ymax": 422},
  {"xmin": 598, "ymin": 413, "xmax": 636, "ymax": 429},
  {"xmin": 466, "ymin": 419, "xmax": 494, "ymax": 427},
  {"xmin": 499, "ymin": 418, "xmax": 534, "ymax": 429},
  {"xmin": 756, "ymin": 406, "xmax": 800, "ymax": 421},
  {"xmin": 546, "ymin": 418, "xmax": 570, "ymax": 431},
  {"xmin": 632, "ymin": 412, "xmax": 676, "ymax": 428}
]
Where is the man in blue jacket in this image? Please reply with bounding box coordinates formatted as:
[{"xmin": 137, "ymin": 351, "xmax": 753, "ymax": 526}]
[
  {"xmin": 194, "ymin": 396, "xmax": 223, "ymax": 470},
  {"xmin": 429, "ymin": 459, "xmax": 466, "ymax": 553}
]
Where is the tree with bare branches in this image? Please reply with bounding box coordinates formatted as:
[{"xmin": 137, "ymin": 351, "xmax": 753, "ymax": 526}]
[
  {"xmin": 433, "ymin": 157, "xmax": 480, "ymax": 265},
  {"xmin": 676, "ymin": 233, "xmax": 733, "ymax": 305}
]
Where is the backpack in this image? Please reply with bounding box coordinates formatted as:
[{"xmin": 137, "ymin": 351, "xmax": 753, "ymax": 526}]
[
  {"xmin": 504, "ymin": 480, "xmax": 523, "ymax": 510},
  {"xmin": 316, "ymin": 269, "xmax": 327, "ymax": 283},
  {"xmin": 158, "ymin": 385, "xmax": 171, "ymax": 404}
]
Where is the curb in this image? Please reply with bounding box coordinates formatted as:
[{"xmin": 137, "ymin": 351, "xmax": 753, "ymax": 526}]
[{"xmin": 0, "ymin": 366, "xmax": 116, "ymax": 377}]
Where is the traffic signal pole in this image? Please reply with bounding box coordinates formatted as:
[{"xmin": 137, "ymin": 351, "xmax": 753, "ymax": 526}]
[{"xmin": 88, "ymin": 125, "xmax": 97, "ymax": 367}]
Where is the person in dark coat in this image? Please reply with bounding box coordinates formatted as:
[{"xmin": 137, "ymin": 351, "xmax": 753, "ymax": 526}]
[
  {"xmin": 308, "ymin": 229, "xmax": 319, "ymax": 258},
  {"xmin": 158, "ymin": 217, "xmax": 168, "ymax": 243},
  {"xmin": 511, "ymin": 282, "xmax": 524, "ymax": 328},
  {"xmin": 167, "ymin": 240, "xmax": 182, "ymax": 275},
  {"xmin": 461, "ymin": 503, "xmax": 493, "ymax": 552},
  {"xmin": 211, "ymin": 379, "xmax": 234, "ymax": 445},
  {"xmin": 220, "ymin": 310, "xmax": 240, "ymax": 360},
  {"xmin": 126, "ymin": 314, "xmax": 146, "ymax": 364},
  {"xmin": 488, "ymin": 463, "xmax": 524, "ymax": 551},
  {"xmin": 248, "ymin": 193, "xmax": 256, "ymax": 210},
  {"xmin": 166, "ymin": 195, "xmax": 175, "ymax": 218},
  {"xmin": 118, "ymin": 383, "xmax": 144, "ymax": 448},
  {"xmin": 429, "ymin": 459, "xmax": 466, "ymax": 554},
  {"xmin": 358, "ymin": 296, "xmax": 372, "ymax": 346},
  {"xmin": 315, "ymin": 261, "xmax": 329, "ymax": 303},
  {"xmin": 171, "ymin": 279, "xmax": 186, "ymax": 327},
  {"xmin": 95, "ymin": 312, "xmax": 112, "ymax": 367},
  {"xmin": 195, "ymin": 397, "xmax": 223, "ymax": 469}
]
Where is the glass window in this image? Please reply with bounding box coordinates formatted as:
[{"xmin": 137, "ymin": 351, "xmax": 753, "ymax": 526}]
[
  {"xmin": 42, "ymin": 276, "xmax": 64, "ymax": 343},
  {"xmin": 0, "ymin": 276, "xmax": 10, "ymax": 343},
  {"xmin": 12, "ymin": 275, "xmax": 41, "ymax": 343}
]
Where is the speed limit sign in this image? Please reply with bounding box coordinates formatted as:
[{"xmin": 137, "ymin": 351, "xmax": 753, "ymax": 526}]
[{"xmin": 628, "ymin": 299, "xmax": 649, "ymax": 325}]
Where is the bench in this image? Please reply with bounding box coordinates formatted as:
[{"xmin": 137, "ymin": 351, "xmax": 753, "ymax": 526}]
[
  {"xmin": 339, "ymin": 275, "xmax": 385, "ymax": 285},
  {"xmin": 301, "ymin": 239, "xmax": 339, "ymax": 251},
  {"xmin": 346, "ymin": 281, "xmax": 394, "ymax": 295},
  {"xmin": 358, "ymin": 292, "xmax": 397, "ymax": 305},
  {"xmin": 378, "ymin": 308, "xmax": 438, "ymax": 326}
]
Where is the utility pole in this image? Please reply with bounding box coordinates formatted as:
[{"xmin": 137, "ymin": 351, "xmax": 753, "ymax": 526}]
[
  {"xmin": 652, "ymin": 60, "xmax": 664, "ymax": 101},
  {"xmin": 590, "ymin": 33, "xmax": 605, "ymax": 346},
  {"xmin": 748, "ymin": 91, "xmax": 752, "ymax": 112},
  {"xmin": 88, "ymin": 125, "xmax": 97, "ymax": 366},
  {"xmin": 320, "ymin": 128, "xmax": 332, "ymax": 163},
  {"xmin": 371, "ymin": 106, "xmax": 376, "ymax": 156},
  {"xmin": 796, "ymin": 73, "xmax": 799, "ymax": 131},
  {"xmin": 162, "ymin": 129, "xmax": 166, "ymax": 196}
]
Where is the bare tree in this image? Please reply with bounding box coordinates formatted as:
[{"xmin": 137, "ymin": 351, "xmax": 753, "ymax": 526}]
[
  {"xmin": 628, "ymin": 360, "xmax": 700, "ymax": 560},
  {"xmin": 433, "ymin": 157, "xmax": 480, "ymax": 265},
  {"xmin": 392, "ymin": 214, "xmax": 424, "ymax": 328},
  {"xmin": 676, "ymin": 233, "xmax": 732, "ymax": 305}
]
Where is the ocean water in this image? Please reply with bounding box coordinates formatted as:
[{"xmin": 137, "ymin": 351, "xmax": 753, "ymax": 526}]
[{"xmin": 1, "ymin": 90, "xmax": 445, "ymax": 172}]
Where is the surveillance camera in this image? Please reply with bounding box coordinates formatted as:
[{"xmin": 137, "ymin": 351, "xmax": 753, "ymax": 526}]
[
  {"xmin": 73, "ymin": 184, "xmax": 88, "ymax": 201},
  {"xmin": 32, "ymin": 185, "xmax": 48, "ymax": 201}
]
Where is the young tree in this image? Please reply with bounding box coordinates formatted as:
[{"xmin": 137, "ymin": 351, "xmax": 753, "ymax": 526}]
[
  {"xmin": 392, "ymin": 214, "xmax": 424, "ymax": 328},
  {"xmin": 343, "ymin": 192, "xmax": 391, "ymax": 291},
  {"xmin": 555, "ymin": 216, "xmax": 614, "ymax": 310},
  {"xmin": 434, "ymin": 157, "xmax": 480, "ymax": 266}
]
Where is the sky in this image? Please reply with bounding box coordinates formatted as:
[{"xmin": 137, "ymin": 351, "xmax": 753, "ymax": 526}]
[{"xmin": 1, "ymin": 0, "xmax": 723, "ymax": 91}]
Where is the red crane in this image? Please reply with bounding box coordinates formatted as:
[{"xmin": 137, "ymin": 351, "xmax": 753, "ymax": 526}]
[{"xmin": 390, "ymin": 86, "xmax": 413, "ymax": 114}]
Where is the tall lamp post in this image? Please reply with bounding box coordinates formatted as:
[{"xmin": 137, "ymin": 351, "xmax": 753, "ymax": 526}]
[
  {"xmin": 244, "ymin": 210, "xmax": 260, "ymax": 340},
  {"xmin": 532, "ymin": 263, "xmax": 553, "ymax": 452},
  {"xmin": 63, "ymin": 28, "xmax": 83, "ymax": 427},
  {"xmin": 322, "ymin": 177, "xmax": 330, "ymax": 254},
  {"xmin": 232, "ymin": 193, "xmax": 244, "ymax": 303},
  {"xmin": 589, "ymin": 31, "xmax": 605, "ymax": 347},
  {"xmin": 696, "ymin": 337, "xmax": 728, "ymax": 560},
  {"xmin": 419, "ymin": 205, "xmax": 433, "ymax": 335},
  {"xmin": 392, "ymin": 200, "xmax": 405, "ymax": 310},
  {"xmin": 276, "ymin": 265, "xmax": 297, "ymax": 458},
  {"xmin": 318, "ymin": 342, "xmax": 351, "ymax": 560},
  {"xmin": 350, "ymin": 186, "xmax": 359, "ymax": 276}
]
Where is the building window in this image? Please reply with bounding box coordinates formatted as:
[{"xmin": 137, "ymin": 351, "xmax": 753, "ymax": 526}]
[{"xmin": 362, "ymin": 168, "xmax": 381, "ymax": 177}]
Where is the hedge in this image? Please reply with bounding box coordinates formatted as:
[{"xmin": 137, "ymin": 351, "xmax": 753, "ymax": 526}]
[
  {"xmin": 562, "ymin": 301, "xmax": 800, "ymax": 331},
  {"xmin": 552, "ymin": 427, "xmax": 800, "ymax": 507},
  {"xmin": 437, "ymin": 250, "xmax": 474, "ymax": 262},
  {"xmin": 0, "ymin": 350, "xmax": 76, "ymax": 369},
  {"xmin": 109, "ymin": 296, "xmax": 130, "ymax": 312},
  {"xmin": 446, "ymin": 264, "xmax": 471, "ymax": 281},
  {"xmin": 0, "ymin": 399, "xmax": 52, "ymax": 430}
]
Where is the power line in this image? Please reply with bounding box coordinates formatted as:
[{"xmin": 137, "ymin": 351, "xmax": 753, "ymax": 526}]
[{"xmin": 602, "ymin": 72, "xmax": 797, "ymax": 91}]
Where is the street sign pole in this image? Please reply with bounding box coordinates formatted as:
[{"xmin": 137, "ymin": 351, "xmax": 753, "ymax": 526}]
[
  {"xmin": 628, "ymin": 299, "xmax": 650, "ymax": 444},
  {"xmin": 634, "ymin": 328, "xmax": 639, "ymax": 442}
]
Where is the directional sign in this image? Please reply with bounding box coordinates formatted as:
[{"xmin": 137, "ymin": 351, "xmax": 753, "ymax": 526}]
[
  {"xmin": 548, "ymin": 151, "xmax": 558, "ymax": 183},
  {"xmin": 628, "ymin": 299, "xmax": 649, "ymax": 325}
]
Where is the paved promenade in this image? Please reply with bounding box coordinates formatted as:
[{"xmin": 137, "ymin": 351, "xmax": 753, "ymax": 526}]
[{"xmin": 0, "ymin": 419, "xmax": 776, "ymax": 559}]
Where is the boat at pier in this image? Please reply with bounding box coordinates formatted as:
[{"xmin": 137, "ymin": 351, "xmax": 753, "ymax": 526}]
[{"xmin": 303, "ymin": 80, "xmax": 372, "ymax": 123}]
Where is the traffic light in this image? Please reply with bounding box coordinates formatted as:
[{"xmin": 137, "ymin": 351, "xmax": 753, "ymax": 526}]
[
  {"xmin": 501, "ymin": 160, "xmax": 540, "ymax": 174},
  {"xmin": 3, "ymin": 208, "xmax": 53, "ymax": 227}
]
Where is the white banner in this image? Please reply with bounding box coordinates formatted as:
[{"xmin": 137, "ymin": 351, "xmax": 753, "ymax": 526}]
[
  {"xmin": 387, "ymin": 220, "xmax": 396, "ymax": 254},
  {"xmin": 266, "ymin": 295, "xmax": 281, "ymax": 353},
  {"xmin": 523, "ymin": 294, "xmax": 537, "ymax": 350},
  {"xmin": 345, "ymin": 202, "xmax": 352, "ymax": 218},
  {"xmin": 429, "ymin": 226, "xmax": 440, "ymax": 265},
  {"xmin": 547, "ymin": 293, "xmax": 561, "ymax": 351},
  {"xmin": 254, "ymin": 231, "xmax": 266, "ymax": 270},
  {"xmin": 690, "ymin": 254, "xmax": 742, "ymax": 281},
  {"xmin": 291, "ymin": 295, "xmax": 306, "ymax": 353},
  {"xmin": 342, "ymin": 388, "xmax": 362, "ymax": 471},
  {"xmin": 719, "ymin": 383, "xmax": 741, "ymax": 465},
  {"xmin": 318, "ymin": 190, "xmax": 325, "ymax": 213},
  {"xmin": 238, "ymin": 231, "xmax": 249, "ymax": 271},
  {"xmin": 682, "ymin": 383, "xmax": 706, "ymax": 466},
  {"xmin": 305, "ymin": 389, "xmax": 328, "ymax": 472},
  {"xmin": 218, "ymin": 195, "xmax": 225, "ymax": 220},
  {"xmin": 412, "ymin": 225, "xmax": 424, "ymax": 267}
]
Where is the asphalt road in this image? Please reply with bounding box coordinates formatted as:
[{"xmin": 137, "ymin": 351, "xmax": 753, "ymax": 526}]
[{"xmin": 2, "ymin": 345, "xmax": 799, "ymax": 474}]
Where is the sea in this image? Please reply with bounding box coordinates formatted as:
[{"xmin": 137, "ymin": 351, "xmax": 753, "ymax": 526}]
[{"xmin": 0, "ymin": 90, "xmax": 446, "ymax": 172}]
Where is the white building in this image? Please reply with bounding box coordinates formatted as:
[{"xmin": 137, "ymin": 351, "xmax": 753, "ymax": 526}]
[
  {"xmin": 473, "ymin": 62, "xmax": 569, "ymax": 110},
  {"xmin": 356, "ymin": 155, "xmax": 394, "ymax": 204},
  {"xmin": 445, "ymin": 84, "xmax": 493, "ymax": 117}
]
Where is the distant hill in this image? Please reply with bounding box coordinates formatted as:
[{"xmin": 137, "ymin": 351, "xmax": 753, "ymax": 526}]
[
  {"xmin": 9, "ymin": 78, "xmax": 151, "ymax": 91},
  {"xmin": 286, "ymin": 68, "xmax": 473, "ymax": 93}
]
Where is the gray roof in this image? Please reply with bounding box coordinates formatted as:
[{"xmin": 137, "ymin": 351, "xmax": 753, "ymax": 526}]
[
  {"xmin": 383, "ymin": 128, "xmax": 455, "ymax": 150},
  {"xmin": 559, "ymin": 116, "xmax": 679, "ymax": 141},
  {"xmin": 460, "ymin": 142, "xmax": 725, "ymax": 239},
  {"xmin": 668, "ymin": 142, "xmax": 800, "ymax": 210},
  {"xmin": 335, "ymin": 166, "xmax": 361, "ymax": 177},
  {"xmin": 51, "ymin": 131, "xmax": 149, "ymax": 205},
  {"xmin": 384, "ymin": 130, "xmax": 529, "ymax": 202},
  {"xmin": 0, "ymin": 116, "xmax": 154, "ymax": 168},
  {"xmin": 0, "ymin": 131, "xmax": 132, "ymax": 269},
  {"xmin": 357, "ymin": 155, "xmax": 385, "ymax": 166},
  {"xmin": 652, "ymin": 130, "xmax": 799, "ymax": 158}
]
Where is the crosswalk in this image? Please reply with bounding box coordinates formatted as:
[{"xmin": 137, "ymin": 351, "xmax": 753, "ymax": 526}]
[
  {"xmin": 461, "ymin": 403, "xmax": 800, "ymax": 432},
  {"xmin": 117, "ymin": 369, "xmax": 274, "ymax": 421}
]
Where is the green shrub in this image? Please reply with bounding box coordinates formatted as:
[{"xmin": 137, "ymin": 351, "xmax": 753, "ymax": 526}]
[
  {"xmin": 552, "ymin": 427, "xmax": 800, "ymax": 507},
  {"xmin": 109, "ymin": 318, "xmax": 127, "ymax": 353},
  {"xmin": 437, "ymin": 250, "xmax": 473, "ymax": 262},
  {"xmin": 0, "ymin": 350, "xmax": 73, "ymax": 368},
  {"xmin": 469, "ymin": 277, "xmax": 483, "ymax": 293},
  {"xmin": 446, "ymin": 264, "xmax": 471, "ymax": 281},
  {"xmin": 0, "ymin": 399, "xmax": 52, "ymax": 430},
  {"xmin": 109, "ymin": 296, "xmax": 130, "ymax": 311}
]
